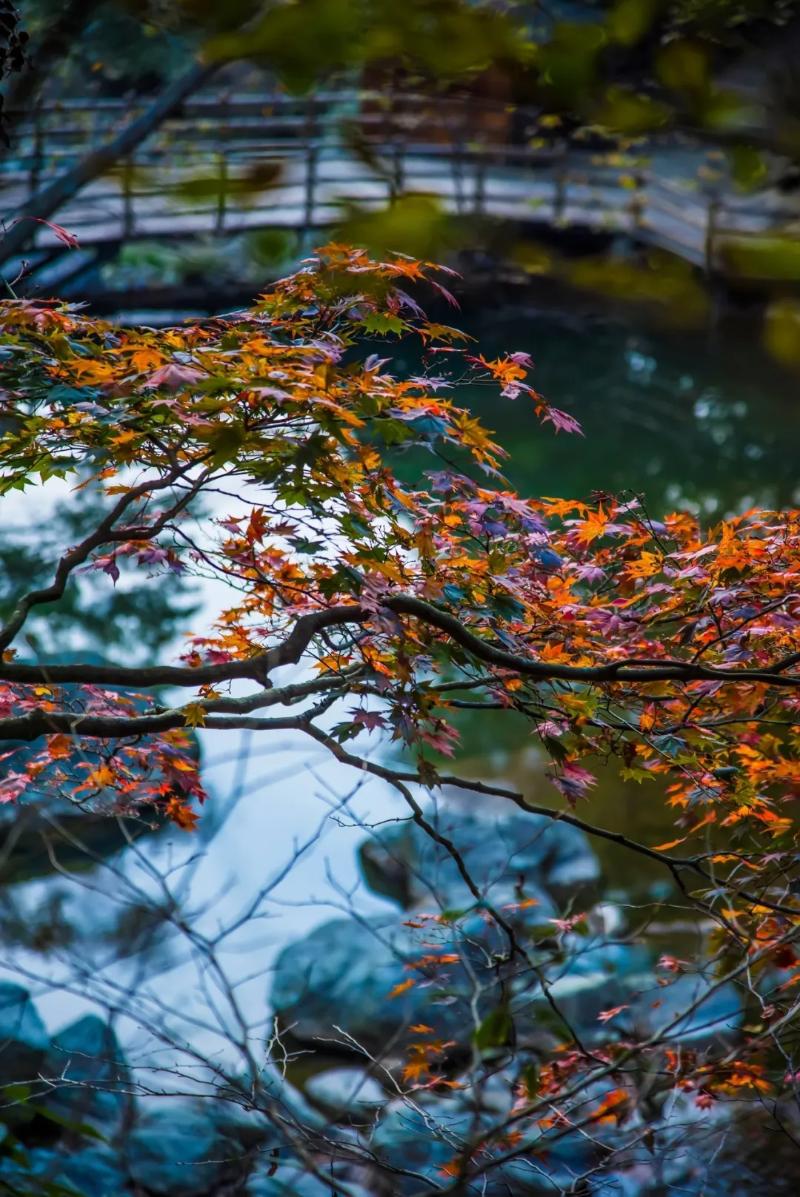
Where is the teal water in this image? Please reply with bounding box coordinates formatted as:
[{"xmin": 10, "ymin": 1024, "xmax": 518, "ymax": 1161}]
[{"xmin": 451, "ymin": 300, "xmax": 799, "ymax": 515}]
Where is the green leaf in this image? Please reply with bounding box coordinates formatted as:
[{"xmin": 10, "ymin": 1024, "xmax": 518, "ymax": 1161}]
[
  {"xmin": 521, "ymin": 1062, "xmax": 540, "ymax": 1099},
  {"xmin": 490, "ymin": 593, "xmax": 526, "ymax": 621},
  {"xmin": 437, "ymin": 907, "xmax": 468, "ymax": 924},
  {"xmin": 620, "ymin": 766, "xmax": 655, "ymax": 783},
  {"xmin": 652, "ymin": 734, "xmax": 687, "ymax": 757},
  {"xmin": 542, "ymin": 735, "xmax": 569, "ymax": 763},
  {"xmin": 728, "ymin": 145, "xmax": 768, "ymax": 191},
  {"xmin": 607, "ymin": 0, "xmax": 659, "ymax": 45},
  {"xmin": 442, "ymin": 584, "xmax": 468, "ymax": 605},
  {"xmin": 361, "ymin": 314, "xmax": 407, "ymax": 336},
  {"xmin": 290, "ymin": 537, "xmax": 326, "ymax": 554},
  {"xmin": 47, "ymin": 385, "xmax": 100, "ymax": 406},
  {"xmin": 473, "ymin": 1006, "xmax": 513, "ymax": 1051},
  {"xmin": 203, "ymin": 423, "xmax": 245, "ymax": 466},
  {"xmin": 376, "ymin": 418, "xmax": 413, "ymax": 445}
]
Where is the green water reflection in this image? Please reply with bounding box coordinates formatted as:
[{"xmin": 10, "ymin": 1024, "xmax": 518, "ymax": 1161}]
[{"xmin": 454, "ymin": 300, "xmax": 799, "ymax": 515}]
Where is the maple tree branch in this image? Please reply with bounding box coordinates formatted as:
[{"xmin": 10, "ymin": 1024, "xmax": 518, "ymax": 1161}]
[
  {"xmin": 381, "ymin": 596, "xmax": 800, "ymax": 689},
  {"xmin": 2, "ymin": 593, "xmax": 800, "ymax": 692},
  {"xmin": 0, "ymin": 671, "xmax": 357, "ymax": 740}
]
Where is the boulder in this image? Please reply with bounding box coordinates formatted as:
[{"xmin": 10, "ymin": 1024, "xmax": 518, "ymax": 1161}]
[
  {"xmin": 629, "ymin": 973, "xmax": 742, "ymax": 1045},
  {"xmin": 304, "ymin": 1067, "xmax": 386, "ymax": 1120},
  {"xmin": 0, "ymin": 801, "xmax": 142, "ymax": 885},
  {"xmin": 248, "ymin": 1066, "xmax": 327, "ymax": 1136},
  {"xmin": 0, "ymin": 982, "xmax": 49, "ymax": 1086},
  {"xmin": 272, "ymin": 811, "xmax": 607, "ymax": 1056},
  {"xmin": 358, "ymin": 808, "xmax": 599, "ymax": 913},
  {"xmin": 0, "ymin": 1145, "xmax": 126, "ymax": 1196},
  {"xmin": 42, "ymin": 1014, "xmax": 131, "ymax": 1134},
  {"xmin": 270, "ymin": 915, "xmax": 480, "ymax": 1054},
  {"xmin": 125, "ymin": 1099, "xmax": 265, "ymax": 1195},
  {"xmin": 124, "ymin": 1072, "xmax": 326, "ymax": 1194},
  {"xmin": 248, "ymin": 1167, "xmax": 371, "ymax": 1197},
  {"xmin": 519, "ymin": 938, "xmax": 650, "ymax": 1036},
  {"xmin": 369, "ymin": 1092, "xmax": 599, "ymax": 1195}
]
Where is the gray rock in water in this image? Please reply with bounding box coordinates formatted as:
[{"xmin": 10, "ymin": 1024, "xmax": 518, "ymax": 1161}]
[
  {"xmin": 0, "ymin": 1145, "xmax": 126, "ymax": 1196},
  {"xmin": 629, "ymin": 972, "xmax": 743, "ymax": 1045},
  {"xmin": 123, "ymin": 1085, "xmax": 315, "ymax": 1195},
  {"xmin": 271, "ymin": 916, "xmax": 442, "ymax": 1052},
  {"xmin": 0, "ymin": 802, "xmax": 141, "ymax": 885},
  {"xmin": 271, "ymin": 810, "xmax": 607, "ymax": 1056},
  {"xmin": 304, "ymin": 1067, "xmax": 386, "ymax": 1119},
  {"xmin": 269, "ymin": 912, "xmax": 515, "ymax": 1055},
  {"xmin": 248, "ymin": 1167, "xmax": 372, "ymax": 1196},
  {"xmin": 0, "ymin": 981, "xmax": 49, "ymax": 1086},
  {"xmin": 126, "ymin": 1099, "xmax": 266, "ymax": 1195},
  {"xmin": 370, "ymin": 1093, "xmax": 599, "ymax": 1195},
  {"xmin": 519, "ymin": 938, "xmax": 650, "ymax": 1035},
  {"xmin": 359, "ymin": 808, "xmax": 599, "ymax": 913},
  {"xmin": 42, "ymin": 1013, "xmax": 131, "ymax": 1134}
]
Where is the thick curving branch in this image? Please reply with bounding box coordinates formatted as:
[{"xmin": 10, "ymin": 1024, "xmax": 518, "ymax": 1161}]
[
  {"xmin": 1, "ymin": 593, "xmax": 799, "ymax": 693},
  {"xmin": 0, "ymin": 673, "xmax": 353, "ymax": 741},
  {"xmin": 0, "ymin": 59, "xmax": 214, "ymax": 265}
]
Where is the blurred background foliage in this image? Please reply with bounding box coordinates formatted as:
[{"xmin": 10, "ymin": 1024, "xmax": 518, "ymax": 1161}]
[{"xmin": 8, "ymin": 0, "xmax": 800, "ymax": 130}]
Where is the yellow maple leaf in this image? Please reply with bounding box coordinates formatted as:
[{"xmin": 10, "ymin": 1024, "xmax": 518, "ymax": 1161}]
[{"xmin": 182, "ymin": 702, "xmax": 207, "ymax": 728}]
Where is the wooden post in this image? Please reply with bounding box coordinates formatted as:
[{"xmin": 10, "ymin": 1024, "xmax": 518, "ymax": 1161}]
[
  {"xmin": 554, "ymin": 168, "xmax": 567, "ymax": 224},
  {"xmin": 705, "ymin": 192, "xmax": 725, "ymax": 335},
  {"xmin": 390, "ymin": 140, "xmax": 404, "ymax": 203},
  {"xmin": 630, "ymin": 172, "xmax": 645, "ymax": 231},
  {"xmin": 215, "ymin": 151, "xmax": 228, "ymax": 233},
  {"xmin": 452, "ymin": 104, "xmax": 470, "ymax": 217},
  {"xmin": 451, "ymin": 141, "xmax": 464, "ymax": 216},
  {"xmin": 30, "ymin": 101, "xmax": 44, "ymax": 196},
  {"xmin": 304, "ymin": 98, "xmax": 318, "ymax": 233},
  {"xmin": 473, "ymin": 151, "xmax": 486, "ymax": 216},
  {"xmin": 705, "ymin": 193, "xmax": 721, "ymax": 277},
  {"xmin": 122, "ymin": 155, "xmax": 135, "ymax": 238}
]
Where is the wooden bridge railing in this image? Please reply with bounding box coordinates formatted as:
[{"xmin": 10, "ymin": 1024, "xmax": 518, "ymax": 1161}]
[{"xmin": 2, "ymin": 91, "xmax": 798, "ymax": 281}]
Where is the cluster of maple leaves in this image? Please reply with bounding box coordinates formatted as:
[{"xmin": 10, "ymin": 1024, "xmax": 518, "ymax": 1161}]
[{"xmin": 1, "ymin": 244, "xmax": 800, "ymax": 1177}]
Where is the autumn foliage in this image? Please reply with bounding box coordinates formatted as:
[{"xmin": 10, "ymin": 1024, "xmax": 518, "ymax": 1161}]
[{"xmin": 1, "ymin": 245, "xmax": 800, "ymax": 1183}]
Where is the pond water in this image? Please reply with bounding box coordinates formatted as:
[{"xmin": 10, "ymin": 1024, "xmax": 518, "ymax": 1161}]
[
  {"xmin": 450, "ymin": 294, "xmax": 799, "ymax": 514},
  {"xmin": 2, "ymin": 287, "xmax": 798, "ymax": 1074}
]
